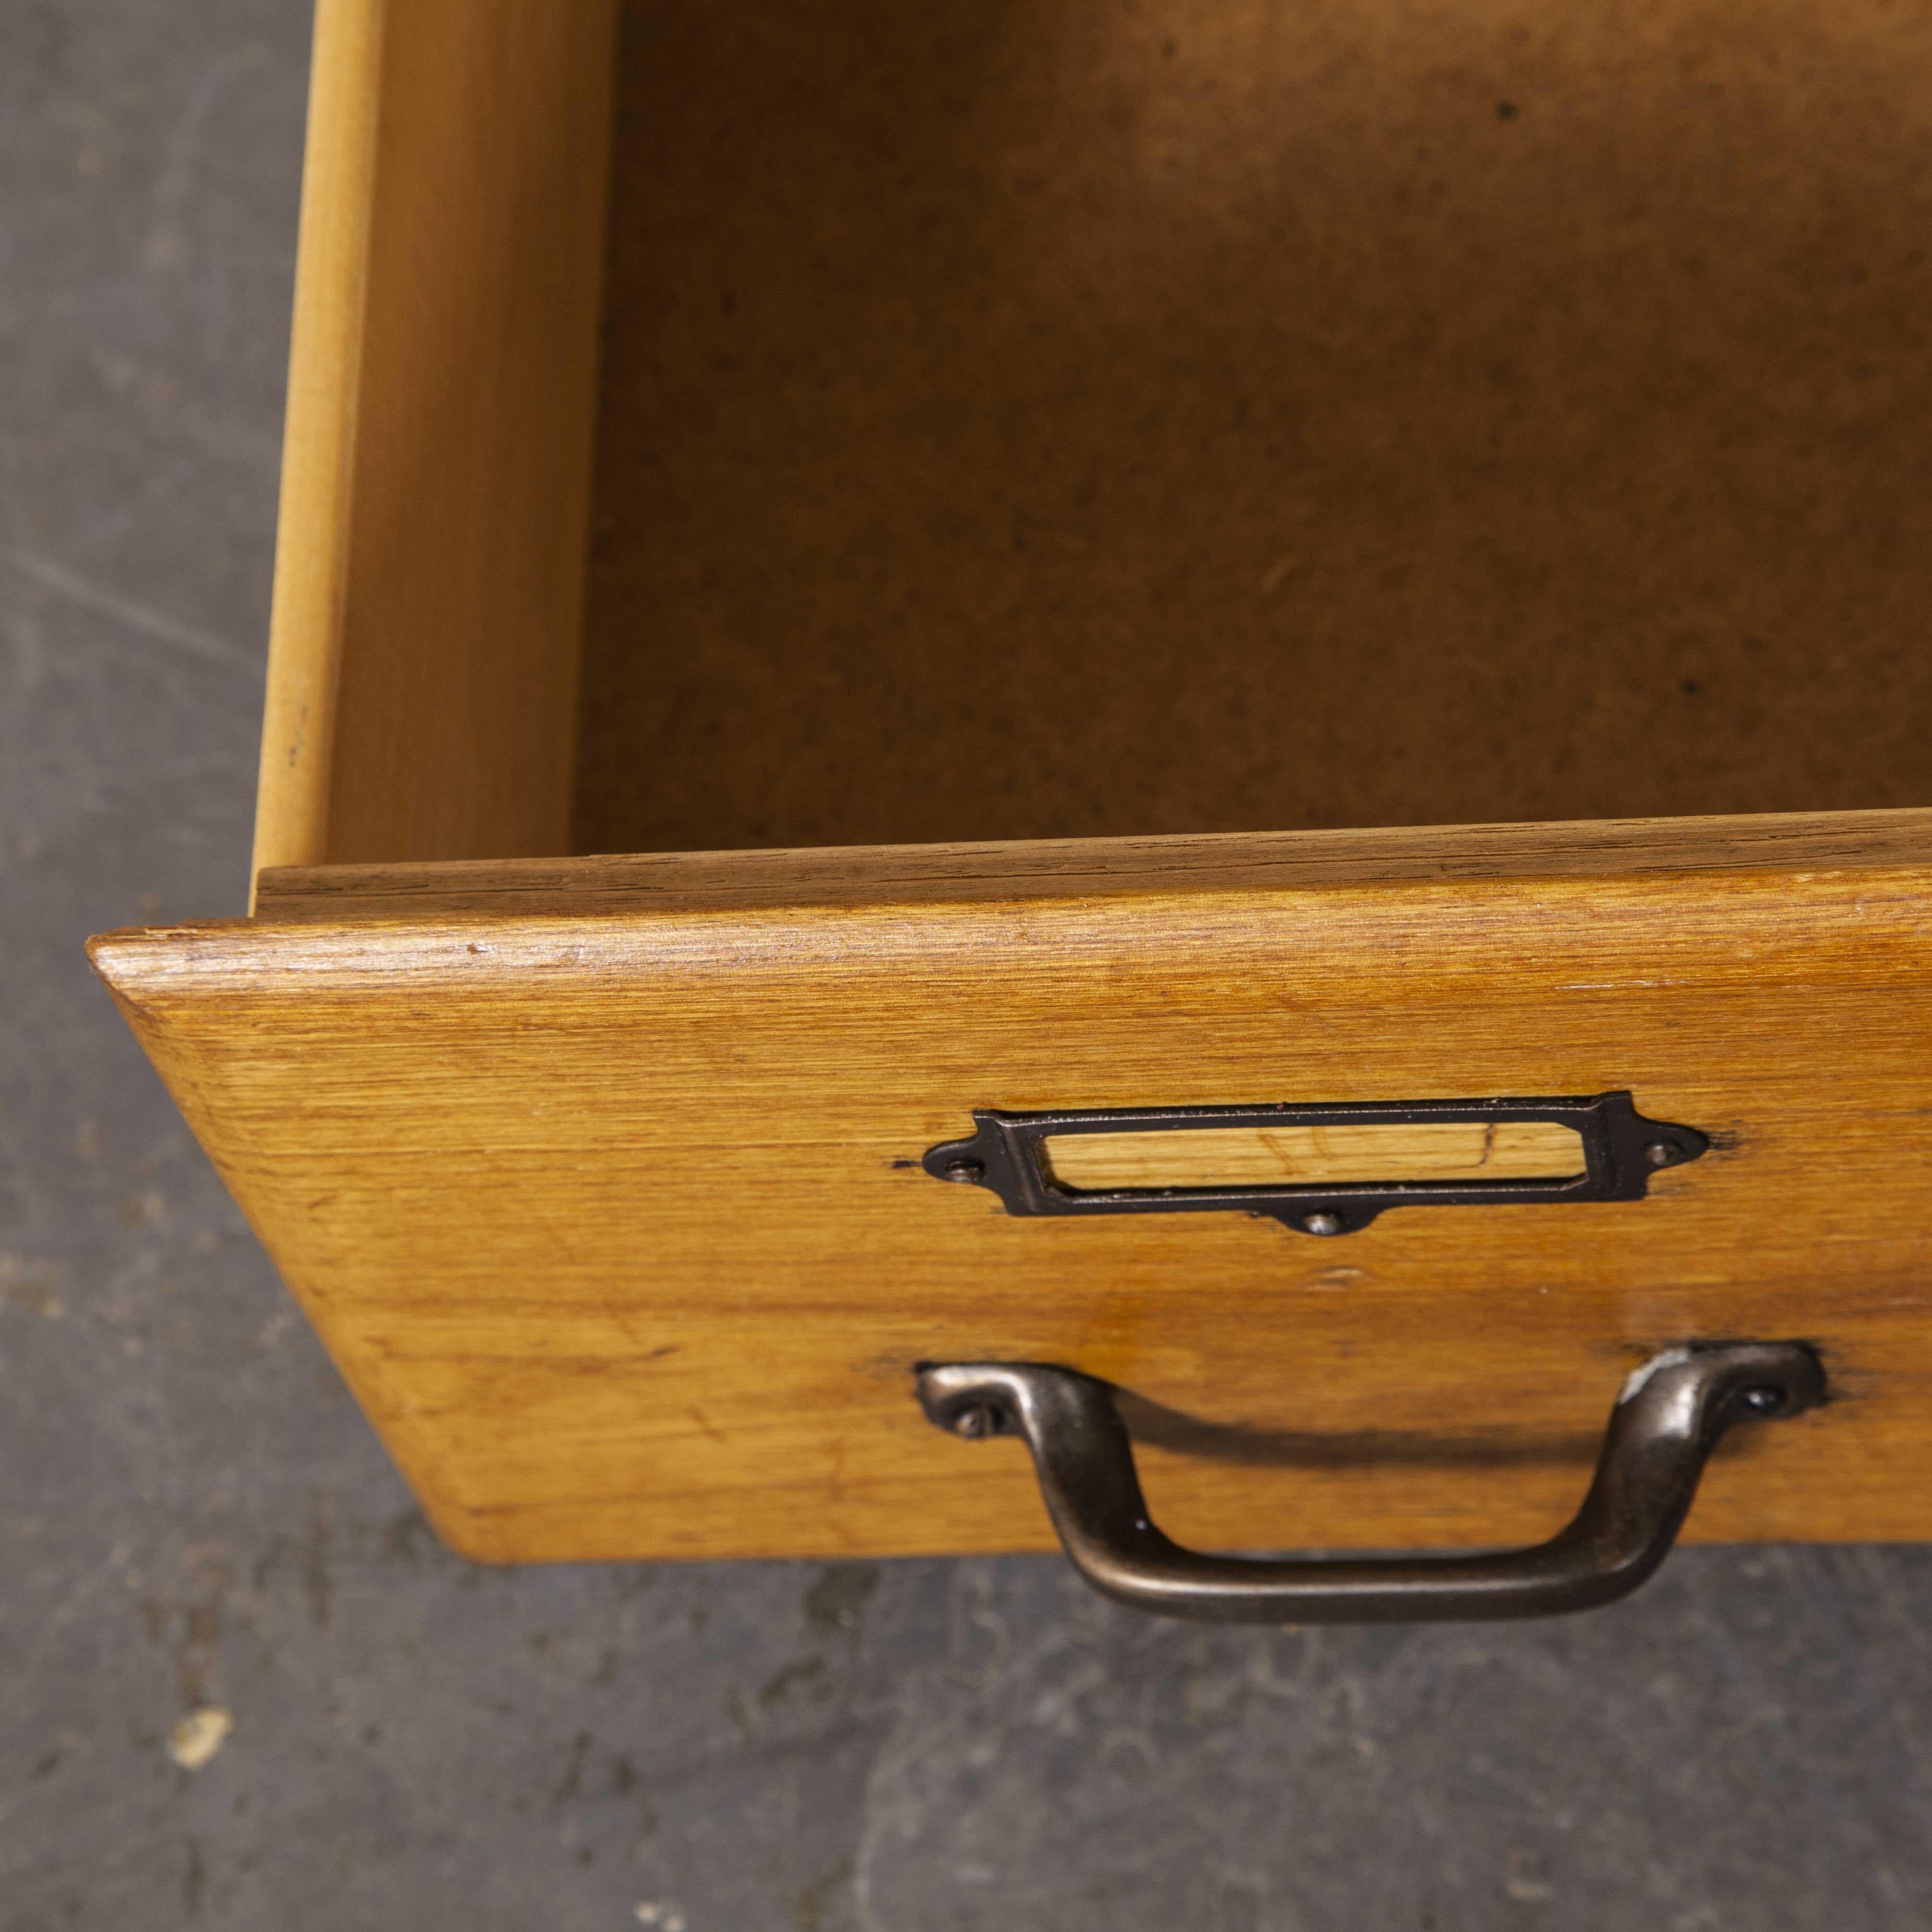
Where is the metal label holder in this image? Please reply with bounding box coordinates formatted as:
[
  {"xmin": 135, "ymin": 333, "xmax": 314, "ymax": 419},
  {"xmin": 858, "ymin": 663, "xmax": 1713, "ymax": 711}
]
[{"xmin": 922, "ymin": 1090, "xmax": 1709, "ymax": 1235}]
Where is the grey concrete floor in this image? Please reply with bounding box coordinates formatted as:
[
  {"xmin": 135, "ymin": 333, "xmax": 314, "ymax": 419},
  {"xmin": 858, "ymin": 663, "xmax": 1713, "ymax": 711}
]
[{"xmin": 5, "ymin": 4, "xmax": 1932, "ymax": 1927}]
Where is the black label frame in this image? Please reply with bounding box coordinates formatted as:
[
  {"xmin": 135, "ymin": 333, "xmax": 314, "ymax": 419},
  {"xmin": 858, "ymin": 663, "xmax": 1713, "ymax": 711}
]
[{"xmin": 922, "ymin": 1091, "xmax": 1709, "ymax": 1236}]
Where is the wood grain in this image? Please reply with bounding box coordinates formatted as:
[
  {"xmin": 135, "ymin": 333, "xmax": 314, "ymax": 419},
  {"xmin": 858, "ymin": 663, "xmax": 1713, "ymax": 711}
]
[
  {"xmin": 251, "ymin": 807, "xmax": 1932, "ymax": 921},
  {"xmin": 251, "ymin": 0, "xmax": 616, "ymax": 890},
  {"xmin": 91, "ymin": 862, "xmax": 1932, "ymax": 1563},
  {"xmin": 1041, "ymin": 1121, "xmax": 1586, "ymax": 1191},
  {"xmin": 249, "ymin": 0, "xmax": 383, "ymax": 890}
]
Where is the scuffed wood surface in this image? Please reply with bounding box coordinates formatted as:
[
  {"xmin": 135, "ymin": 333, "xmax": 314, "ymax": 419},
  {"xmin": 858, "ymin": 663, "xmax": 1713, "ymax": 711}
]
[{"xmin": 92, "ymin": 862, "xmax": 1932, "ymax": 1562}]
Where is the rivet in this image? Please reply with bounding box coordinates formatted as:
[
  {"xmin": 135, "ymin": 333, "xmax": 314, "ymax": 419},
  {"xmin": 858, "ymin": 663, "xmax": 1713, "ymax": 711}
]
[
  {"xmin": 1644, "ymin": 1142, "xmax": 1677, "ymax": 1167},
  {"xmin": 943, "ymin": 1158, "xmax": 985, "ymax": 1184},
  {"xmin": 1301, "ymin": 1212, "xmax": 1344, "ymax": 1237},
  {"xmin": 952, "ymin": 1404, "xmax": 1000, "ymax": 1439},
  {"xmin": 1740, "ymin": 1385, "xmax": 1787, "ymax": 1416}
]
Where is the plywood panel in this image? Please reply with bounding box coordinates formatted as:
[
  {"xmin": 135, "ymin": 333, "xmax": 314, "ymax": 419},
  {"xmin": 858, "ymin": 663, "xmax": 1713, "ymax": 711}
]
[{"xmin": 91, "ymin": 861, "xmax": 1932, "ymax": 1563}]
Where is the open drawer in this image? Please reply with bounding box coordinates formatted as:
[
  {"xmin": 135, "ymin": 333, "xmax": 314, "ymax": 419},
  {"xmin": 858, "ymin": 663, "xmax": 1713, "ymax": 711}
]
[{"xmin": 89, "ymin": 0, "xmax": 1932, "ymax": 1579}]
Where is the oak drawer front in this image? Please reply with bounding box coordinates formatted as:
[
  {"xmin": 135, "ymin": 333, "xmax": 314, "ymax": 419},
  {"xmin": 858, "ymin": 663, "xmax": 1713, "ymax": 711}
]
[{"xmin": 93, "ymin": 864, "xmax": 1932, "ymax": 1562}]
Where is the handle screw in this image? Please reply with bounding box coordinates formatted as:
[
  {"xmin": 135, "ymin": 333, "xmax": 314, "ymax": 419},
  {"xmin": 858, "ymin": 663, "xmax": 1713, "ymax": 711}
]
[
  {"xmin": 1739, "ymin": 1385, "xmax": 1787, "ymax": 1416},
  {"xmin": 952, "ymin": 1404, "xmax": 1001, "ymax": 1440},
  {"xmin": 943, "ymin": 1158, "xmax": 985, "ymax": 1184},
  {"xmin": 1301, "ymin": 1212, "xmax": 1344, "ymax": 1237},
  {"xmin": 1644, "ymin": 1142, "xmax": 1678, "ymax": 1167}
]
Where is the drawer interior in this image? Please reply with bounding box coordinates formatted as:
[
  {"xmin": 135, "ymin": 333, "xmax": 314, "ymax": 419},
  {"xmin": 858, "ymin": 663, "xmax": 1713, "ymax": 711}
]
[{"xmin": 258, "ymin": 0, "xmax": 1932, "ymax": 879}]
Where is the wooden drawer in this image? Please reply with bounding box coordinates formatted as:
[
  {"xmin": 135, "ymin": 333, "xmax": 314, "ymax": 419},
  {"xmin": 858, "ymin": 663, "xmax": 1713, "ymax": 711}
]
[{"xmin": 90, "ymin": 0, "xmax": 1932, "ymax": 1571}]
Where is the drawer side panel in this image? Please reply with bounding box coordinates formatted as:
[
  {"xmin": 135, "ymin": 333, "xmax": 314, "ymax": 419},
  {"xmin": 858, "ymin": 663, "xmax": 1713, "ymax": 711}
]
[{"xmin": 253, "ymin": 0, "xmax": 617, "ymax": 886}]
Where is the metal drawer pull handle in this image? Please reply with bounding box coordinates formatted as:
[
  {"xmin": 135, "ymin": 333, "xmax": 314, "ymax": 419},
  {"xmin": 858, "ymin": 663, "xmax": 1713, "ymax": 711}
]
[{"xmin": 916, "ymin": 1342, "xmax": 1824, "ymax": 1624}]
